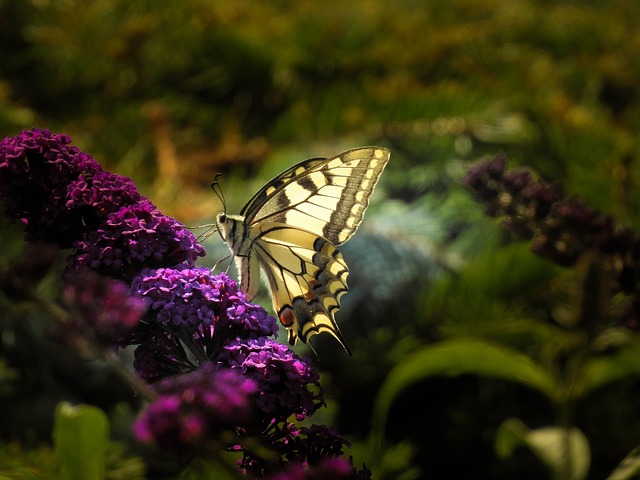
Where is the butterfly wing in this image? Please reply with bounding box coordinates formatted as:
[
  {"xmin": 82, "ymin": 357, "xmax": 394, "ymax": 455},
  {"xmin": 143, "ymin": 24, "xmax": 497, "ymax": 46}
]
[
  {"xmin": 249, "ymin": 222, "xmax": 351, "ymax": 353},
  {"xmin": 241, "ymin": 147, "xmax": 390, "ymax": 245}
]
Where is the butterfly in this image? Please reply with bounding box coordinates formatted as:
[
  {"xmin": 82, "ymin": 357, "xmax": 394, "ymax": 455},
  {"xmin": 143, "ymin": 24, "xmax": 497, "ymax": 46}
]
[{"xmin": 215, "ymin": 146, "xmax": 390, "ymax": 354}]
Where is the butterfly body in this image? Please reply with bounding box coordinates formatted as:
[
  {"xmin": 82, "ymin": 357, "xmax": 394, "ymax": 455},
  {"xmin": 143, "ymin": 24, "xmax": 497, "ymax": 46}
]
[{"xmin": 216, "ymin": 147, "xmax": 390, "ymax": 353}]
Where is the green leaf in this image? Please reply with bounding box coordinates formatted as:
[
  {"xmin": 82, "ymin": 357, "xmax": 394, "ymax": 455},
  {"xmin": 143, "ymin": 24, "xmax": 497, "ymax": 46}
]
[
  {"xmin": 371, "ymin": 339, "xmax": 557, "ymax": 443},
  {"xmin": 606, "ymin": 445, "xmax": 640, "ymax": 480},
  {"xmin": 495, "ymin": 419, "xmax": 590, "ymax": 480},
  {"xmin": 53, "ymin": 403, "xmax": 109, "ymax": 480},
  {"xmin": 495, "ymin": 418, "xmax": 530, "ymax": 459},
  {"xmin": 177, "ymin": 457, "xmax": 239, "ymax": 480},
  {"xmin": 580, "ymin": 348, "xmax": 640, "ymax": 398}
]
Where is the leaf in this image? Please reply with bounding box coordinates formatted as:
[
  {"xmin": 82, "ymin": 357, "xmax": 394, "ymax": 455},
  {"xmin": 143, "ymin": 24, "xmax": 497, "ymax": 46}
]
[
  {"xmin": 53, "ymin": 403, "xmax": 109, "ymax": 480},
  {"xmin": 177, "ymin": 458, "xmax": 239, "ymax": 480},
  {"xmin": 579, "ymin": 348, "xmax": 640, "ymax": 398},
  {"xmin": 606, "ymin": 445, "xmax": 640, "ymax": 480},
  {"xmin": 495, "ymin": 419, "xmax": 591, "ymax": 480},
  {"xmin": 494, "ymin": 418, "xmax": 530, "ymax": 459},
  {"xmin": 370, "ymin": 339, "xmax": 557, "ymax": 443}
]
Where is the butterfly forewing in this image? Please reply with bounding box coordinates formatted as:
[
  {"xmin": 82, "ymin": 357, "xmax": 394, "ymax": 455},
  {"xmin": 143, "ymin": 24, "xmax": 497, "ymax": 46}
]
[
  {"xmin": 243, "ymin": 147, "xmax": 390, "ymax": 245},
  {"xmin": 239, "ymin": 158, "xmax": 327, "ymax": 219},
  {"xmin": 217, "ymin": 146, "xmax": 390, "ymax": 353}
]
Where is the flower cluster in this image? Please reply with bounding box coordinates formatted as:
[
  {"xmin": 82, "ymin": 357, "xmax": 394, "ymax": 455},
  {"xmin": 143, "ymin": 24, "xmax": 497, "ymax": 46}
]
[
  {"xmin": 0, "ymin": 129, "xmax": 368, "ymax": 478},
  {"xmin": 239, "ymin": 422, "xmax": 372, "ymax": 479},
  {"xmin": 464, "ymin": 154, "xmax": 638, "ymax": 268},
  {"xmin": 464, "ymin": 154, "xmax": 640, "ymax": 327},
  {"xmin": 0, "ymin": 129, "xmax": 204, "ymax": 279},
  {"xmin": 219, "ymin": 337, "xmax": 323, "ymax": 422},
  {"xmin": 130, "ymin": 266, "xmax": 276, "ymax": 336},
  {"xmin": 263, "ymin": 457, "xmax": 361, "ymax": 480},
  {"xmin": 132, "ymin": 265, "xmax": 224, "ymax": 329},
  {"xmin": 64, "ymin": 271, "xmax": 147, "ymax": 342},
  {"xmin": 67, "ymin": 200, "xmax": 204, "ymax": 279},
  {"xmin": 133, "ymin": 364, "xmax": 257, "ymax": 453},
  {"xmin": 129, "ymin": 268, "xmax": 365, "ymax": 474},
  {"xmin": 0, "ymin": 129, "xmax": 101, "ymax": 246}
]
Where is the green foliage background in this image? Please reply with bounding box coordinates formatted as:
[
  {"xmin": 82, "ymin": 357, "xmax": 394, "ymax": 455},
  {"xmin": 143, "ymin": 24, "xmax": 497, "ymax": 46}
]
[{"xmin": 1, "ymin": 0, "xmax": 640, "ymax": 478}]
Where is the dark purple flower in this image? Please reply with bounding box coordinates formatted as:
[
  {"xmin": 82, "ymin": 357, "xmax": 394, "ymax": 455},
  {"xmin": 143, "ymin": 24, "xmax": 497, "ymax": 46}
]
[
  {"xmin": 131, "ymin": 265, "xmax": 222, "ymax": 329},
  {"xmin": 0, "ymin": 129, "xmax": 205, "ymax": 278},
  {"xmin": 67, "ymin": 200, "xmax": 205, "ymax": 278},
  {"xmin": 219, "ymin": 337, "xmax": 323, "ymax": 422},
  {"xmin": 464, "ymin": 155, "xmax": 635, "ymax": 265},
  {"xmin": 64, "ymin": 271, "xmax": 146, "ymax": 342},
  {"xmin": 66, "ymin": 170, "xmax": 143, "ymax": 226},
  {"xmin": 2, "ymin": 129, "xmax": 364, "ymax": 478},
  {"xmin": 193, "ymin": 273, "xmax": 278, "ymax": 354},
  {"xmin": 131, "ymin": 267, "xmax": 276, "ymax": 337},
  {"xmin": 465, "ymin": 154, "xmax": 640, "ymax": 329},
  {"xmin": 289, "ymin": 425, "xmax": 350, "ymax": 464},
  {"xmin": 133, "ymin": 364, "xmax": 257, "ymax": 453},
  {"xmin": 130, "ymin": 269, "xmax": 277, "ymax": 381},
  {"xmin": 239, "ymin": 422, "xmax": 358, "ymax": 478},
  {"xmin": 263, "ymin": 457, "xmax": 356, "ymax": 480},
  {"xmin": 0, "ymin": 129, "xmax": 102, "ymax": 246},
  {"xmin": 463, "ymin": 154, "xmax": 507, "ymax": 202}
]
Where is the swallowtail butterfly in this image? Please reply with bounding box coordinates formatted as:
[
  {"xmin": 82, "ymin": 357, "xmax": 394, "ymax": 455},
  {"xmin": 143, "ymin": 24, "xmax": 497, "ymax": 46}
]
[{"xmin": 216, "ymin": 147, "xmax": 390, "ymax": 354}]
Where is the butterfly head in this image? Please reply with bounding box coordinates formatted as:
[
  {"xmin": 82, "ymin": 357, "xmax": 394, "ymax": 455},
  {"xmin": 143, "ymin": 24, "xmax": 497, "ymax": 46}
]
[
  {"xmin": 215, "ymin": 212, "xmax": 246, "ymax": 247},
  {"xmin": 215, "ymin": 212, "xmax": 229, "ymax": 242}
]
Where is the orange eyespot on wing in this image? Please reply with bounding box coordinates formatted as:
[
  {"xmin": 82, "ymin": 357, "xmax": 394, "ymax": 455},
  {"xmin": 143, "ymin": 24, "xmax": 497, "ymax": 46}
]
[{"xmin": 279, "ymin": 306, "xmax": 296, "ymax": 328}]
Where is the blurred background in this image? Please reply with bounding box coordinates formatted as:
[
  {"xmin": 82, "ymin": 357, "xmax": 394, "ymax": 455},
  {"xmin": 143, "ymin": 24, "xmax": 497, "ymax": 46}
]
[{"xmin": 1, "ymin": 0, "xmax": 640, "ymax": 478}]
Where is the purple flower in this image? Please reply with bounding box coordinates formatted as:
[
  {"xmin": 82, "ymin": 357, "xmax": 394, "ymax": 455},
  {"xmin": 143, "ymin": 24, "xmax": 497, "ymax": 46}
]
[
  {"xmin": 131, "ymin": 267, "xmax": 276, "ymax": 336},
  {"xmin": 464, "ymin": 154, "xmax": 640, "ymax": 328},
  {"xmin": 194, "ymin": 272, "xmax": 279, "ymax": 352},
  {"xmin": 130, "ymin": 268, "xmax": 276, "ymax": 333},
  {"xmin": 133, "ymin": 364, "xmax": 257, "ymax": 454},
  {"xmin": 219, "ymin": 337, "xmax": 323, "ymax": 422},
  {"xmin": 66, "ymin": 170, "xmax": 143, "ymax": 223},
  {"xmin": 64, "ymin": 271, "xmax": 146, "ymax": 342},
  {"xmin": 263, "ymin": 457, "xmax": 356, "ymax": 480},
  {"xmin": 239, "ymin": 422, "xmax": 357, "ymax": 478},
  {"xmin": 131, "ymin": 265, "xmax": 221, "ymax": 329},
  {"xmin": 130, "ymin": 269, "xmax": 278, "ymax": 381},
  {"xmin": 464, "ymin": 155, "xmax": 634, "ymax": 265},
  {"xmin": 244, "ymin": 423, "xmax": 371, "ymax": 479},
  {"xmin": 0, "ymin": 129, "xmax": 102, "ymax": 246},
  {"xmin": 0, "ymin": 129, "xmax": 205, "ymax": 278},
  {"xmin": 67, "ymin": 200, "xmax": 205, "ymax": 278},
  {"xmin": 288, "ymin": 425, "xmax": 350, "ymax": 464}
]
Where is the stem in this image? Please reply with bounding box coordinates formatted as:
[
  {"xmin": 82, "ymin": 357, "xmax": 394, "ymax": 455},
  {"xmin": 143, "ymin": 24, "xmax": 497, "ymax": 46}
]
[
  {"xmin": 29, "ymin": 290, "xmax": 158, "ymax": 401},
  {"xmin": 99, "ymin": 349, "xmax": 157, "ymax": 402},
  {"xmin": 557, "ymin": 398, "xmax": 573, "ymax": 480}
]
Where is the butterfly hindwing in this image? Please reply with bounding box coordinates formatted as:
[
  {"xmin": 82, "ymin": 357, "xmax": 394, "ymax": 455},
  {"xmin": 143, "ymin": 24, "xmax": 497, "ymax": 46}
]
[
  {"xmin": 216, "ymin": 146, "xmax": 390, "ymax": 353},
  {"xmin": 249, "ymin": 222, "xmax": 350, "ymax": 352}
]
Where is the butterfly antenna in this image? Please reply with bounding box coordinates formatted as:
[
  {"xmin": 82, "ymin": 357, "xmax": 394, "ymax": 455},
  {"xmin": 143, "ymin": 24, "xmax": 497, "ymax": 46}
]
[{"xmin": 211, "ymin": 173, "xmax": 227, "ymax": 212}]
